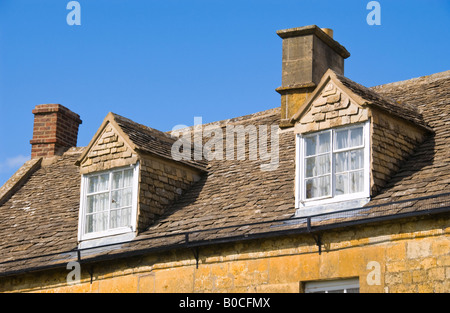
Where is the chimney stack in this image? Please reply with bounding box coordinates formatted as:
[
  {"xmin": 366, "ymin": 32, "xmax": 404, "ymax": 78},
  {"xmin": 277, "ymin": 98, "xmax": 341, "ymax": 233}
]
[
  {"xmin": 30, "ymin": 104, "xmax": 82, "ymax": 158},
  {"xmin": 276, "ymin": 25, "xmax": 350, "ymax": 127}
]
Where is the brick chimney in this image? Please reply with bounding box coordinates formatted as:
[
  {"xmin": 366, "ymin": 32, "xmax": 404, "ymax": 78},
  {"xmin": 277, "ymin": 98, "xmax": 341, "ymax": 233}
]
[
  {"xmin": 276, "ymin": 25, "xmax": 350, "ymax": 128},
  {"xmin": 30, "ymin": 104, "xmax": 82, "ymax": 158}
]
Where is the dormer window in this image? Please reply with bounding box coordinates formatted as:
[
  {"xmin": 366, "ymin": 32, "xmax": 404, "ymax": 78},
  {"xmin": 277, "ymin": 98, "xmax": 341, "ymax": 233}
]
[
  {"xmin": 290, "ymin": 69, "xmax": 431, "ymax": 217},
  {"xmin": 78, "ymin": 164, "xmax": 139, "ymax": 246},
  {"xmin": 296, "ymin": 122, "xmax": 370, "ymax": 214}
]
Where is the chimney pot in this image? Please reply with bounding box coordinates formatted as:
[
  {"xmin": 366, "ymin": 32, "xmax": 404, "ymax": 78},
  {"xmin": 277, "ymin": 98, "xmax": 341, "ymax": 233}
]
[
  {"xmin": 30, "ymin": 104, "xmax": 82, "ymax": 158},
  {"xmin": 321, "ymin": 28, "xmax": 333, "ymax": 38}
]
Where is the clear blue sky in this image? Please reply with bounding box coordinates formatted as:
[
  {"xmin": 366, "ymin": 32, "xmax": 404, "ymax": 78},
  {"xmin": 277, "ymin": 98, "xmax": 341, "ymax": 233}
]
[{"xmin": 0, "ymin": 0, "xmax": 449, "ymax": 185}]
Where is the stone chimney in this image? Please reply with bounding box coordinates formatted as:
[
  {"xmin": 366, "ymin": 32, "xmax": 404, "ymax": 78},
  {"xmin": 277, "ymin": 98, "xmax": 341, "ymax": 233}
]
[
  {"xmin": 30, "ymin": 104, "xmax": 82, "ymax": 158},
  {"xmin": 276, "ymin": 25, "xmax": 350, "ymax": 128}
]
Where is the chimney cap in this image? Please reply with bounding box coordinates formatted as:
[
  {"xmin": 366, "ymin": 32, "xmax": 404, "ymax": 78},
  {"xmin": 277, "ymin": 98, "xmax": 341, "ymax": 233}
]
[
  {"xmin": 276, "ymin": 25, "xmax": 350, "ymax": 59},
  {"xmin": 32, "ymin": 103, "xmax": 82, "ymax": 124}
]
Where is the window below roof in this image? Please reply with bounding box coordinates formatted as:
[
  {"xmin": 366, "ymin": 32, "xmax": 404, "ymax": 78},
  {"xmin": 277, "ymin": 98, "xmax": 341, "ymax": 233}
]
[
  {"xmin": 304, "ymin": 278, "xmax": 360, "ymax": 293},
  {"xmin": 78, "ymin": 163, "xmax": 139, "ymax": 247},
  {"xmin": 295, "ymin": 122, "xmax": 370, "ymax": 216}
]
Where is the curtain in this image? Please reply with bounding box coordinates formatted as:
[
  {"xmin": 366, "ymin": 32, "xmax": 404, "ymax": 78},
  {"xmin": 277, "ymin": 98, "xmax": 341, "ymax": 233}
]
[
  {"xmin": 305, "ymin": 131, "xmax": 331, "ymax": 199},
  {"xmin": 85, "ymin": 169, "xmax": 133, "ymax": 234},
  {"xmin": 304, "ymin": 126, "xmax": 364, "ymax": 200}
]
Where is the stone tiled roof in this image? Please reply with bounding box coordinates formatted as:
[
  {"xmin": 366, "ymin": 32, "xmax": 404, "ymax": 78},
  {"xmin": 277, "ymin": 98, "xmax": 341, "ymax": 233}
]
[
  {"xmin": 291, "ymin": 69, "xmax": 432, "ymax": 131},
  {"xmin": 76, "ymin": 112, "xmax": 208, "ymax": 171},
  {"xmin": 369, "ymin": 70, "xmax": 450, "ymax": 204},
  {"xmin": 336, "ymin": 72, "xmax": 432, "ymax": 131},
  {"xmin": 0, "ymin": 71, "xmax": 449, "ymax": 276},
  {"xmin": 0, "ymin": 150, "xmax": 82, "ymax": 265},
  {"xmin": 111, "ymin": 113, "xmax": 208, "ymax": 171}
]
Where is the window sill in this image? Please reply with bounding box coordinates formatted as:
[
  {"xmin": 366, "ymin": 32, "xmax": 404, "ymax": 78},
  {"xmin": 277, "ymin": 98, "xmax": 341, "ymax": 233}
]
[
  {"xmin": 78, "ymin": 231, "xmax": 137, "ymax": 251},
  {"xmin": 295, "ymin": 197, "xmax": 370, "ymax": 218}
]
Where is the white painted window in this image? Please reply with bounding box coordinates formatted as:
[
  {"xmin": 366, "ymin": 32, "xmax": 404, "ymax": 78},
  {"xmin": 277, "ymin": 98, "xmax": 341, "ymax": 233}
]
[
  {"xmin": 295, "ymin": 122, "xmax": 370, "ymax": 211},
  {"xmin": 304, "ymin": 278, "xmax": 360, "ymax": 293},
  {"xmin": 78, "ymin": 164, "xmax": 139, "ymax": 243}
]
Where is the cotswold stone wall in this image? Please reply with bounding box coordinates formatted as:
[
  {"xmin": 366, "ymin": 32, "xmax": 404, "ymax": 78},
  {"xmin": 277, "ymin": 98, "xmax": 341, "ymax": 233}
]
[
  {"xmin": 370, "ymin": 109, "xmax": 428, "ymax": 196},
  {"xmin": 294, "ymin": 81, "xmax": 369, "ymax": 134},
  {"xmin": 138, "ymin": 155, "xmax": 202, "ymax": 232},
  {"xmin": 78, "ymin": 123, "xmax": 138, "ymax": 175},
  {"xmin": 0, "ymin": 215, "xmax": 448, "ymax": 293}
]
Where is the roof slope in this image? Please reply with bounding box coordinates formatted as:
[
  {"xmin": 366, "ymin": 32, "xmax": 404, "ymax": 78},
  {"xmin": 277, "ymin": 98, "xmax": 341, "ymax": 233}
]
[
  {"xmin": 368, "ymin": 70, "xmax": 450, "ymax": 204},
  {"xmin": 0, "ymin": 71, "xmax": 449, "ymax": 275},
  {"xmin": 0, "ymin": 150, "xmax": 82, "ymax": 265}
]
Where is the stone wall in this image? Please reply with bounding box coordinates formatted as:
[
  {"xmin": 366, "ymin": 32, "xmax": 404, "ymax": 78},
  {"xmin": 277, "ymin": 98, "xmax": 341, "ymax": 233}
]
[
  {"xmin": 0, "ymin": 214, "xmax": 447, "ymax": 293},
  {"xmin": 294, "ymin": 81, "xmax": 369, "ymax": 134},
  {"xmin": 78, "ymin": 123, "xmax": 138, "ymax": 175},
  {"xmin": 370, "ymin": 108, "xmax": 428, "ymax": 196},
  {"xmin": 138, "ymin": 154, "xmax": 202, "ymax": 232}
]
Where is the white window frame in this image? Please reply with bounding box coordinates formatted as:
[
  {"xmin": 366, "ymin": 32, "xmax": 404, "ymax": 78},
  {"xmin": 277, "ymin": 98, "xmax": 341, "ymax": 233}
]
[
  {"xmin": 295, "ymin": 121, "xmax": 370, "ymax": 209},
  {"xmin": 304, "ymin": 278, "xmax": 360, "ymax": 293},
  {"xmin": 78, "ymin": 163, "xmax": 139, "ymax": 243}
]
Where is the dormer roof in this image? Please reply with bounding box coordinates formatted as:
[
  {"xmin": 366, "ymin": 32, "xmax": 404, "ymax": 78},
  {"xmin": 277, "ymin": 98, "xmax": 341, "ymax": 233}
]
[
  {"xmin": 76, "ymin": 112, "xmax": 207, "ymax": 172},
  {"xmin": 291, "ymin": 69, "xmax": 432, "ymax": 132}
]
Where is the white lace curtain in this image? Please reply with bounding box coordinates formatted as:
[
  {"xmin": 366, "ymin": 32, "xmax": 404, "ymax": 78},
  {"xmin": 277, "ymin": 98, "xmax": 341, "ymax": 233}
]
[
  {"xmin": 304, "ymin": 126, "xmax": 364, "ymax": 200},
  {"xmin": 85, "ymin": 169, "xmax": 133, "ymax": 234}
]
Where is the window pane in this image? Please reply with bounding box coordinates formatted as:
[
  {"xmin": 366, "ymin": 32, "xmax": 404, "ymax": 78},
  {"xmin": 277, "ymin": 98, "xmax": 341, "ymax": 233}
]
[
  {"xmin": 112, "ymin": 171, "xmax": 123, "ymax": 189},
  {"xmin": 85, "ymin": 212, "xmax": 108, "ymax": 234},
  {"xmin": 111, "ymin": 190, "xmax": 122, "ymax": 209},
  {"xmin": 305, "ymin": 175, "xmax": 330, "ymax": 199},
  {"xmin": 350, "ymin": 170, "xmax": 364, "ymax": 193},
  {"xmin": 85, "ymin": 215, "xmax": 94, "ymax": 234},
  {"xmin": 86, "ymin": 192, "xmax": 109, "ymax": 214},
  {"xmin": 110, "ymin": 209, "xmax": 119, "ymax": 229},
  {"xmin": 350, "ymin": 127, "xmax": 363, "ymax": 147},
  {"xmin": 123, "ymin": 187, "xmax": 132, "ymax": 207},
  {"xmin": 335, "ymin": 151, "xmax": 348, "ymax": 173},
  {"xmin": 110, "ymin": 207, "xmax": 131, "ymax": 229},
  {"xmin": 335, "ymin": 173, "xmax": 348, "ymax": 195},
  {"xmin": 88, "ymin": 173, "xmax": 109, "ymax": 193},
  {"xmin": 350, "ymin": 149, "xmax": 364, "ymax": 170},
  {"xmin": 305, "ymin": 136, "xmax": 317, "ymax": 156},
  {"xmin": 123, "ymin": 169, "xmax": 133, "ymax": 187},
  {"xmin": 335, "ymin": 129, "xmax": 348, "ymax": 150},
  {"xmin": 306, "ymin": 155, "xmax": 330, "ymax": 178},
  {"xmin": 111, "ymin": 187, "xmax": 132, "ymax": 209},
  {"xmin": 121, "ymin": 207, "xmax": 131, "ymax": 227},
  {"xmin": 318, "ymin": 132, "xmax": 330, "ymax": 153}
]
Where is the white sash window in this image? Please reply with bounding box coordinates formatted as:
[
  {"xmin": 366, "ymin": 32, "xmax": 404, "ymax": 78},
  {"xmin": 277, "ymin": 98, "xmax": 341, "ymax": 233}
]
[
  {"xmin": 296, "ymin": 122, "xmax": 370, "ymax": 211},
  {"xmin": 78, "ymin": 164, "xmax": 139, "ymax": 243}
]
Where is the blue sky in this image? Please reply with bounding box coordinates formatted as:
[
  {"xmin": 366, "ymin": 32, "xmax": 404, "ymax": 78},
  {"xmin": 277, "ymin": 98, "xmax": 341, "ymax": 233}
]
[{"xmin": 0, "ymin": 0, "xmax": 449, "ymax": 185}]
